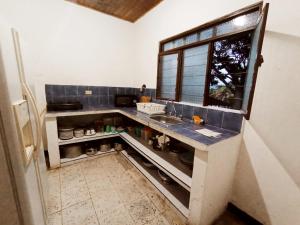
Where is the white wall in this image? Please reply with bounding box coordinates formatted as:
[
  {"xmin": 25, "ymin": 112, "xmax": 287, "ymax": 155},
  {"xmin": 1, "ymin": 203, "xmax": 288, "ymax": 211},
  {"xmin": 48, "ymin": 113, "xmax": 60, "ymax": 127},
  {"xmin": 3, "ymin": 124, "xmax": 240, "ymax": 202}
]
[
  {"xmin": 0, "ymin": 0, "xmax": 136, "ymax": 87},
  {"xmin": 232, "ymin": 31, "xmax": 300, "ymax": 225}
]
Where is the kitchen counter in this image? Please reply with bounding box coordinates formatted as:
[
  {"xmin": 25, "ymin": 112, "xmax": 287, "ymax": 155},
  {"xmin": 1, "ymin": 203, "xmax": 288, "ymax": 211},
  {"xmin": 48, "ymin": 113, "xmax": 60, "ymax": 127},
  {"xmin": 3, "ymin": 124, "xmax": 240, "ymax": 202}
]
[{"xmin": 46, "ymin": 106, "xmax": 239, "ymax": 151}]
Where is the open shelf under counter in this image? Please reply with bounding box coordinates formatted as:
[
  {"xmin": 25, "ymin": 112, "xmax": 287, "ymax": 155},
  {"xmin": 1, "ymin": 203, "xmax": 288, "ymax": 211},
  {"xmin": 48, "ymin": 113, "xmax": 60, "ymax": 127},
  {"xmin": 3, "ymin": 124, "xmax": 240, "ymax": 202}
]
[
  {"xmin": 121, "ymin": 150, "xmax": 190, "ymax": 217},
  {"xmin": 119, "ymin": 132, "xmax": 192, "ymax": 191},
  {"xmin": 58, "ymin": 132, "xmax": 119, "ymax": 146},
  {"xmin": 60, "ymin": 149, "xmax": 116, "ymax": 166}
]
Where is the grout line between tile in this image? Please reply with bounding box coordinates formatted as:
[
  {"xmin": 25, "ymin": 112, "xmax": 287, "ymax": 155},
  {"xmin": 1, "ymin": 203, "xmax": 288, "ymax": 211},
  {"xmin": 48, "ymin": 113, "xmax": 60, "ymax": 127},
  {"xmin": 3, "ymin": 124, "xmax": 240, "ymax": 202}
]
[{"xmin": 80, "ymin": 162, "xmax": 101, "ymax": 225}]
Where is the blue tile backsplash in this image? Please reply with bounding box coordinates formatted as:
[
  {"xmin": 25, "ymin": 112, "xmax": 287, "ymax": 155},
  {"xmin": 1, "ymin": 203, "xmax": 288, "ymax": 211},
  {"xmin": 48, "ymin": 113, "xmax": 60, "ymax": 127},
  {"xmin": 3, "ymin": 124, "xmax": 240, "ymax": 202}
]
[{"xmin": 45, "ymin": 84, "xmax": 242, "ymax": 132}]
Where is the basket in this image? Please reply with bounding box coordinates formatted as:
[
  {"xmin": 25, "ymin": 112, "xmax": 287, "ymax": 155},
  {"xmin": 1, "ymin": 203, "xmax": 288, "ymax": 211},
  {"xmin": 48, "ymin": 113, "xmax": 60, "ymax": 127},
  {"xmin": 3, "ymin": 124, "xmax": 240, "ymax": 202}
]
[{"xmin": 136, "ymin": 103, "xmax": 166, "ymax": 115}]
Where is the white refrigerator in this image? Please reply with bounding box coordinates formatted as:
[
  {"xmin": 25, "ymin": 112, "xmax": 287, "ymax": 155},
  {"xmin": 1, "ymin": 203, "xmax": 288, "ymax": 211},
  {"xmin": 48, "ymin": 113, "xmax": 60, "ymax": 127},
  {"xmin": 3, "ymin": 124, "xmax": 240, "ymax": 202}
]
[{"xmin": 0, "ymin": 24, "xmax": 48, "ymax": 225}]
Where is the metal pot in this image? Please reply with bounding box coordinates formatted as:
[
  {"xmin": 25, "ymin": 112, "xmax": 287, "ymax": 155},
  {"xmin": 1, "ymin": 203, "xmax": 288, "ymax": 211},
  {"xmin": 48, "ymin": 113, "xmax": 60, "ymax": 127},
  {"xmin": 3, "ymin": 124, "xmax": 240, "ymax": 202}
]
[
  {"xmin": 100, "ymin": 144, "xmax": 111, "ymax": 152},
  {"xmin": 63, "ymin": 144, "xmax": 82, "ymax": 158},
  {"xmin": 58, "ymin": 127, "xmax": 74, "ymax": 140},
  {"xmin": 86, "ymin": 147, "xmax": 97, "ymax": 156}
]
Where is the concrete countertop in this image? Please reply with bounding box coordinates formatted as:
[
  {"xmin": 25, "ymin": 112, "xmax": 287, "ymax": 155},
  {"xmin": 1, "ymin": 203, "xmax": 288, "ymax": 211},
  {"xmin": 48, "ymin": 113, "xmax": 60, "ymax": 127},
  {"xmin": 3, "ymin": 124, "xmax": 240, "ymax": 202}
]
[{"xmin": 46, "ymin": 106, "xmax": 239, "ymax": 151}]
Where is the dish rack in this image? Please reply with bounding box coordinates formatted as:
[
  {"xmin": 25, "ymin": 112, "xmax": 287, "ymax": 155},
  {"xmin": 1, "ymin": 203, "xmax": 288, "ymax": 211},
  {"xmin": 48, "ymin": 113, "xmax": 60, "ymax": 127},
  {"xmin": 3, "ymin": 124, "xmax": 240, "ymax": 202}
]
[{"xmin": 136, "ymin": 103, "xmax": 166, "ymax": 115}]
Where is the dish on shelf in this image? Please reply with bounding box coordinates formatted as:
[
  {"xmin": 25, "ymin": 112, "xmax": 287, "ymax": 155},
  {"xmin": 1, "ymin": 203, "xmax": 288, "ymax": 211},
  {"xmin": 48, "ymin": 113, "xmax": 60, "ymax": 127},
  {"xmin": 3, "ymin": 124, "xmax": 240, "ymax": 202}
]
[
  {"xmin": 74, "ymin": 128, "xmax": 84, "ymax": 138},
  {"xmin": 62, "ymin": 144, "xmax": 82, "ymax": 158},
  {"xmin": 58, "ymin": 127, "xmax": 74, "ymax": 140},
  {"xmin": 142, "ymin": 158, "xmax": 156, "ymax": 169},
  {"xmin": 179, "ymin": 151, "xmax": 194, "ymax": 166},
  {"xmin": 100, "ymin": 144, "xmax": 111, "ymax": 152},
  {"xmin": 85, "ymin": 128, "xmax": 96, "ymax": 136},
  {"xmin": 158, "ymin": 169, "xmax": 173, "ymax": 184},
  {"xmin": 86, "ymin": 147, "xmax": 97, "ymax": 156}
]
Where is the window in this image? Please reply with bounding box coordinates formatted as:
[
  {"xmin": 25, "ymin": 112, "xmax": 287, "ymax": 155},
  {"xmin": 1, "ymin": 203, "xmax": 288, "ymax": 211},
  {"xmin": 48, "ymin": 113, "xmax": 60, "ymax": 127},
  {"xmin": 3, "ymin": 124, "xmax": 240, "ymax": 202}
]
[{"xmin": 156, "ymin": 2, "xmax": 269, "ymax": 119}]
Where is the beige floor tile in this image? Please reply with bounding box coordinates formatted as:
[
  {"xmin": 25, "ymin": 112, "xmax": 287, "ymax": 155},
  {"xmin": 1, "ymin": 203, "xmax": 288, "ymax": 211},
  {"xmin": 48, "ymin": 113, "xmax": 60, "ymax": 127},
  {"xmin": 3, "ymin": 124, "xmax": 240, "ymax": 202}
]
[
  {"xmin": 47, "ymin": 191, "xmax": 62, "ymax": 215},
  {"xmin": 125, "ymin": 198, "xmax": 160, "ymax": 225},
  {"xmin": 47, "ymin": 168, "xmax": 61, "ymax": 215},
  {"xmin": 62, "ymin": 200, "xmax": 99, "ymax": 225},
  {"xmin": 162, "ymin": 206, "xmax": 187, "ymax": 225},
  {"xmin": 48, "ymin": 211, "xmax": 62, "ymax": 225},
  {"xmin": 61, "ymin": 183, "xmax": 90, "ymax": 209},
  {"xmin": 91, "ymin": 189, "xmax": 123, "ymax": 217},
  {"xmin": 97, "ymin": 205, "xmax": 135, "ymax": 225},
  {"xmin": 86, "ymin": 176, "xmax": 113, "ymax": 196}
]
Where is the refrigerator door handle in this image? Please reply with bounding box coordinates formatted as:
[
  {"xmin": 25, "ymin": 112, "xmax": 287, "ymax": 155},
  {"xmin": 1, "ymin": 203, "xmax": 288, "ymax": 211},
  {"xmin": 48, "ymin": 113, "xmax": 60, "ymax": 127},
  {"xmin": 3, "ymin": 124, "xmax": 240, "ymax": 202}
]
[{"xmin": 22, "ymin": 83, "xmax": 43, "ymax": 157}]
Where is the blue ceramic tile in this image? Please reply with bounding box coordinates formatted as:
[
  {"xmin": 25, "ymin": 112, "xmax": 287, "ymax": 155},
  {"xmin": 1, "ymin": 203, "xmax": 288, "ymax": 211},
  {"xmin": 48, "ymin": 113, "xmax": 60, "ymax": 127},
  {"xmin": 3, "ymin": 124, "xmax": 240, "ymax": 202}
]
[
  {"xmin": 117, "ymin": 87, "xmax": 126, "ymax": 95},
  {"xmin": 108, "ymin": 87, "xmax": 117, "ymax": 96},
  {"xmin": 98, "ymin": 86, "xmax": 108, "ymax": 95},
  {"xmin": 79, "ymin": 96, "xmax": 89, "ymax": 107},
  {"xmin": 134, "ymin": 88, "xmax": 141, "ymax": 96},
  {"xmin": 78, "ymin": 86, "xmax": 87, "ymax": 96},
  {"xmin": 182, "ymin": 105, "xmax": 194, "ymax": 120},
  {"xmin": 46, "ymin": 95, "xmax": 52, "ymax": 103},
  {"xmin": 108, "ymin": 95, "xmax": 114, "ymax": 105},
  {"xmin": 206, "ymin": 109, "xmax": 223, "ymax": 128},
  {"xmin": 193, "ymin": 107, "xmax": 208, "ymax": 121},
  {"xmin": 88, "ymin": 96, "xmax": 99, "ymax": 107},
  {"xmin": 174, "ymin": 103, "xmax": 183, "ymax": 117},
  {"xmin": 65, "ymin": 96, "xmax": 80, "ymax": 103},
  {"xmin": 127, "ymin": 88, "xmax": 134, "ymax": 95},
  {"xmin": 45, "ymin": 84, "xmax": 54, "ymax": 97},
  {"xmin": 52, "ymin": 85, "xmax": 65, "ymax": 97},
  {"xmin": 99, "ymin": 95, "xmax": 108, "ymax": 105},
  {"xmin": 89, "ymin": 86, "xmax": 98, "ymax": 95},
  {"xmin": 65, "ymin": 85, "xmax": 78, "ymax": 96},
  {"xmin": 52, "ymin": 96, "xmax": 66, "ymax": 103},
  {"xmin": 222, "ymin": 112, "xmax": 243, "ymax": 132}
]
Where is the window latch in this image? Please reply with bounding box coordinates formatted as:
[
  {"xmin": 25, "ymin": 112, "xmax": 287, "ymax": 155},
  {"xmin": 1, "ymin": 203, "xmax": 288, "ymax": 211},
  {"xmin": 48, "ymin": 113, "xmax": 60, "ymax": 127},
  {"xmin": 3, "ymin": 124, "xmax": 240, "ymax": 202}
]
[{"xmin": 258, "ymin": 54, "xmax": 264, "ymax": 67}]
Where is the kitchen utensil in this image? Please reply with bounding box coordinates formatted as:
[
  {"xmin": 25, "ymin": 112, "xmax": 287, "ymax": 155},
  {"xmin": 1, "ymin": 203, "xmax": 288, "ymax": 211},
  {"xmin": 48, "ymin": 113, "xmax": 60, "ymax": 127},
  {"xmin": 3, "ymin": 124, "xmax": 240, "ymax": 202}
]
[
  {"xmin": 140, "ymin": 96, "xmax": 151, "ymax": 103},
  {"xmin": 144, "ymin": 127, "xmax": 152, "ymax": 142},
  {"xmin": 74, "ymin": 128, "xmax": 84, "ymax": 138},
  {"xmin": 105, "ymin": 125, "xmax": 111, "ymax": 133},
  {"xmin": 86, "ymin": 147, "xmax": 97, "ymax": 156},
  {"xmin": 58, "ymin": 127, "xmax": 74, "ymax": 140},
  {"xmin": 114, "ymin": 143, "xmax": 123, "ymax": 151},
  {"xmin": 135, "ymin": 127, "xmax": 142, "ymax": 137},
  {"xmin": 111, "ymin": 126, "xmax": 116, "ymax": 132},
  {"xmin": 142, "ymin": 158, "xmax": 156, "ymax": 169},
  {"xmin": 100, "ymin": 144, "xmax": 111, "ymax": 152},
  {"xmin": 85, "ymin": 128, "xmax": 96, "ymax": 136},
  {"xmin": 158, "ymin": 170, "xmax": 173, "ymax": 184},
  {"xmin": 179, "ymin": 151, "xmax": 194, "ymax": 166},
  {"xmin": 63, "ymin": 144, "xmax": 82, "ymax": 158}
]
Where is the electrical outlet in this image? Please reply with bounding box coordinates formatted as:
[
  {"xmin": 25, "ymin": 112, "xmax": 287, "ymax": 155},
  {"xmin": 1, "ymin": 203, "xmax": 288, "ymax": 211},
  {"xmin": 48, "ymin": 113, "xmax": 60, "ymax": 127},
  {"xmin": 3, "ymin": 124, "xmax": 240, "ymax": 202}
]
[{"xmin": 85, "ymin": 90, "xmax": 92, "ymax": 95}]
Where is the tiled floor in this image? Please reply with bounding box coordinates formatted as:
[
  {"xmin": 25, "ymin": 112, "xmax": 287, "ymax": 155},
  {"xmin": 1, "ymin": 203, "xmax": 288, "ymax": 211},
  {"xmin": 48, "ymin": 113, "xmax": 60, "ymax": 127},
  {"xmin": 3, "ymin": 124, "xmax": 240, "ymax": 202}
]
[{"xmin": 47, "ymin": 153, "xmax": 187, "ymax": 225}]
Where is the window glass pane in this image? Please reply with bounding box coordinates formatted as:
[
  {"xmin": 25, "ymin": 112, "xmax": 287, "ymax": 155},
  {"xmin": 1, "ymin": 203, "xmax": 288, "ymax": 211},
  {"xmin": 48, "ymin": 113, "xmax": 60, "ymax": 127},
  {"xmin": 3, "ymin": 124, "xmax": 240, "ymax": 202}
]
[
  {"xmin": 163, "ymin": 42, "xmax": 174, "ymax": 51},
  {"xmin": 199, "ymin": 28, "xmax": 214, "ymax": 40},
  {"xmin": 159, "ymin": 54, "xmax": 178, "ymax": 99},
  {"xmin": 185, "ymin": 33, "xmax": 198, "ymax": 45},
  {"xmin": 181, "ymin": 45, "xmax": 209, "ymax": 103},
  {"xmin": 173, "ymin": 38, "xmax": 184, "ymax": 48},
  {"xmin": 216, "ymin": 11, "xmax": 260, "ymax": 36},
  {"xmin": 208, "ymin": 33, "xmax": 252, "ymax": 109}
]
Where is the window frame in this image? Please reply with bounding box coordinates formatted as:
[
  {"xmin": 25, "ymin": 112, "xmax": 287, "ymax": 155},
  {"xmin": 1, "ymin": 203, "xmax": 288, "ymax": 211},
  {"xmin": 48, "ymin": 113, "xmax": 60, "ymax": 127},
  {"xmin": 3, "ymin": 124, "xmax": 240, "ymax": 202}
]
[{"xmin": 156, "ymin": 1, "xmax": 265, "ymax": 116}]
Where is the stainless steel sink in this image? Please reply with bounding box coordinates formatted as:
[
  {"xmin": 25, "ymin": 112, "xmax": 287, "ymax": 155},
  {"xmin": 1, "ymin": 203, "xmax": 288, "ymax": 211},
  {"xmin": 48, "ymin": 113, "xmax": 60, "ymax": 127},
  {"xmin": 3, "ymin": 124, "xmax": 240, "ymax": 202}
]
[{"xmin": 150, "ymin": 115, "xmax": 182, "ymax": 125}]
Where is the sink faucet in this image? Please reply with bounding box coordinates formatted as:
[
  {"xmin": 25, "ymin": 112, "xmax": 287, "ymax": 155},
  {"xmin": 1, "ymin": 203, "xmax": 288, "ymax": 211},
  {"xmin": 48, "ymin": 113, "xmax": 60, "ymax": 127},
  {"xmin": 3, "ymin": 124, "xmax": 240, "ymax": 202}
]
[{"xmin": 167, "ymin": 100, "xmax": 177, "ymax": 117}]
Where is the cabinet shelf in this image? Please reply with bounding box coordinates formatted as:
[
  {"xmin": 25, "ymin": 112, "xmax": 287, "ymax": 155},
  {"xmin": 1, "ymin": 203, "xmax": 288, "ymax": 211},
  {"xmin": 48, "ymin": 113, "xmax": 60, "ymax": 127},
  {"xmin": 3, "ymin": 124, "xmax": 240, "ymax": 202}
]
[
  {"xmin": 60, "ymin": 149, "xmax": 115, "ymax": 166},
  {"xmin": 120, "ymin": 132, "xmax": 192, "ymax": 191},
  {"xmin": 121, "ymin": 150, "xmax": 190, "ymax": 217},
  {"xmin": 58, "ymin": 132, "xmax": 119, "ymax": 146}
]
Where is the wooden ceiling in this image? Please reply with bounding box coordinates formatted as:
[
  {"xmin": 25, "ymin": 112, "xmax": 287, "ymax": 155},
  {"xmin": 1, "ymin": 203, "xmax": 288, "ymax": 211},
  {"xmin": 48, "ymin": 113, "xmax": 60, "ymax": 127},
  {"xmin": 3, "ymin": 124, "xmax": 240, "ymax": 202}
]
[{"xmin": 67, "ymin": 0, "xmax": 163, "ymax": 22}]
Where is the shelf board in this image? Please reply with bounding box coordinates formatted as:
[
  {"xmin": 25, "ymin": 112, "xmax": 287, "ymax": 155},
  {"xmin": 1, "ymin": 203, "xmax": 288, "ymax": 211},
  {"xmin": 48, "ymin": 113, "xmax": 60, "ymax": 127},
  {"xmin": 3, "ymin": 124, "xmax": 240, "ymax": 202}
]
[
  {"xmin": 121, "ymin": 150, "xmax": 190, "ymax": 217},
  {"xmin": 60, "ymin": 149, "xmax": 116, "ymax": 165},
  {"xmin": 120, "ymin": 132, "xmax": 192, "ymax": 191},
  {"xmin": 58, "ymin": 132, "xmax": 119, "ymax": 146}
]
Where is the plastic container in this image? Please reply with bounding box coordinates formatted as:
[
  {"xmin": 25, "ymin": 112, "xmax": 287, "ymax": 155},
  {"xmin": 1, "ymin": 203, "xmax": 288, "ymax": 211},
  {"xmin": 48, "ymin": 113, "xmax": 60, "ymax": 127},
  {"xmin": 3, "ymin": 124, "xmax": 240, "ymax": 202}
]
[{"xmin": 136, "ymin": 103, "xmax": 166, "ymax": 115}]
